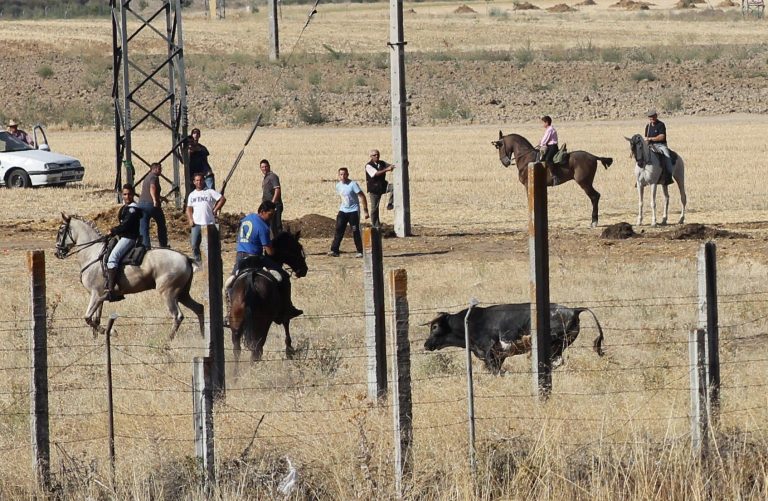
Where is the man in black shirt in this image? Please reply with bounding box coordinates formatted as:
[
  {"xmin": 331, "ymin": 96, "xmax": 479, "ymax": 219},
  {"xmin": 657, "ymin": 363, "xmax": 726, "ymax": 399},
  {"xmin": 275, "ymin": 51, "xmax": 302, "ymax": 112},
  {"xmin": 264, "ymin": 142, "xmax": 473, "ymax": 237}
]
[
  {"xmin": 104, "ymin": 184, "xmax": 143, "ymax": 301},
  {"xmin": 364, "ymin": 149, "xmax": 396, "ymax": 229},
  {"xmin": 644, "ymin": 109, "xmax": 673, "ymax": 183}
]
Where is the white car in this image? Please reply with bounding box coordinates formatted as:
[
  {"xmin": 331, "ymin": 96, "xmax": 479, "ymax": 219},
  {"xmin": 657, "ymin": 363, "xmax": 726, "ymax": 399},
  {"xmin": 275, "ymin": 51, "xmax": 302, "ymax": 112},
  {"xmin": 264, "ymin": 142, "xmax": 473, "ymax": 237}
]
[{"xmin": 0, "ymin": 129, "xmax": 85, "ymax": 188}]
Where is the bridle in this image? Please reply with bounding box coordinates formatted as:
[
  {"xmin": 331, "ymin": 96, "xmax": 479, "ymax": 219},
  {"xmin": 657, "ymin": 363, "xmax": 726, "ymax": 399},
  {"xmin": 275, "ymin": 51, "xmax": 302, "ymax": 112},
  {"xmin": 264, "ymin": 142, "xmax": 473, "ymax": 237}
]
[
  {"xmin": 493, "ymin": 136, "xmax": 536, "ymax": 168},
  {"xmin": 55, "ymin": 219, "xmax": 108, "ymax": 260}
]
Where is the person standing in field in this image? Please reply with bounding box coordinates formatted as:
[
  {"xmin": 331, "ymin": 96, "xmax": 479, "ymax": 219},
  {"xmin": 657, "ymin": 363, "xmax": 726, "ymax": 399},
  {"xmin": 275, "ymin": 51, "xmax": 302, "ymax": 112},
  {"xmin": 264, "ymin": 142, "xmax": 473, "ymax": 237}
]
[
  {"xmin": 181, "ymin": 127, "xmax": 215, "ymax": 189},
  {"xmin": 6, "ymin": 119, "xmax": 33, "ymax": 146},
  {"xmin": 364, "ymin": 149, "xmax": 395, "ymax": 229},
  {"xmin": 328, "ymin": 167, "xmax": 369, "ymax": 258},
  {"xmin": 138, "ymin": 162, "xmax": 169, "ymax": 249},
  {"xmin": 260, "ymin": 159, "xmax": 283, "ymax": 236},
  {"xmin": 186, "ymin": 172, "xmax": 226, "ymax": 264}
]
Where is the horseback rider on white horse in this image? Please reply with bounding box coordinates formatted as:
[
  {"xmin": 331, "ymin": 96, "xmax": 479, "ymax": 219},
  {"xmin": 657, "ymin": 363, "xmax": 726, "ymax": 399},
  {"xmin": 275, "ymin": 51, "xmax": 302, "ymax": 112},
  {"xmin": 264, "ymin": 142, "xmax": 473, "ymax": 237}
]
[
  {"xmin": 644, "ymin": 109, "xmax": 674, "ymax": 185},
  {"xmin": 103, "ymin": 183, "xmax": 143, "ymax": 302}
]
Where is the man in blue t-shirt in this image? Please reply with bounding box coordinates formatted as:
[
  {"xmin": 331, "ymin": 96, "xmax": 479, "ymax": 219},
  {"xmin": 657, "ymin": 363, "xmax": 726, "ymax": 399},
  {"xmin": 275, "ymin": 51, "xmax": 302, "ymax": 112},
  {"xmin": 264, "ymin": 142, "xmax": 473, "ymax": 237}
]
[
  {"xmin": 227, "ymin": 200, "xmax": 303, "ymax": 323},
  {"xmin": 328, "ymin": 167, "xmax": 369, "ymax": 258}
]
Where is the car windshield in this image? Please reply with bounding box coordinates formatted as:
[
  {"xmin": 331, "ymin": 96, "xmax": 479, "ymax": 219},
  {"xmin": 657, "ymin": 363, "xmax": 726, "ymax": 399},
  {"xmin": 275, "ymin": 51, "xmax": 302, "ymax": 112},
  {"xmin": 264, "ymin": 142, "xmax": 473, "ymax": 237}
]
[{"xmin": 0, "ymin": 131, "xmax": 33, "ymax": 153}]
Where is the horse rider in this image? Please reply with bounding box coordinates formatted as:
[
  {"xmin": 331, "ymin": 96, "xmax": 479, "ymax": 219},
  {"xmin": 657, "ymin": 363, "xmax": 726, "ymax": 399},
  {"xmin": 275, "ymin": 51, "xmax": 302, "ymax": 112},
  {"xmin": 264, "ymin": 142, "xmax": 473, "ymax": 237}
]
[
  {"xmin": 226, "ymin": 200, "xmax": 303, "ymax": 323},
  {"xmin": 537, "ymin": 115, "xmax": 560, "ymax": 185},
  {"xmin": 103, "ymin": 184, "xmax": 143, "ymax": 302},
  {"xmin": 644, "ymin": 109, "xmax": 673, "ymax": 184}
]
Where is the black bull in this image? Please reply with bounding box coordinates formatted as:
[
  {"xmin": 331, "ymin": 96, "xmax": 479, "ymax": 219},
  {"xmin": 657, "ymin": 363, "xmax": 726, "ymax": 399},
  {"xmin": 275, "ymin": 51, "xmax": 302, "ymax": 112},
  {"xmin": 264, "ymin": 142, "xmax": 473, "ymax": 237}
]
[{"xmin": 424, "ymin": 303, "xmax": 605, "ymax": 374}]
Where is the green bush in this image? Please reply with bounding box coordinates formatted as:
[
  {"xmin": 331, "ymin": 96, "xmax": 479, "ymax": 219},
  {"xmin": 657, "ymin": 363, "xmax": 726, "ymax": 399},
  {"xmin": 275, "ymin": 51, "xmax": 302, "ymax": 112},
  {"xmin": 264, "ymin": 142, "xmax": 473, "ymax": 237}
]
[
  {"xmin": 430, "ymin": 96, "xmax": 472, "ymax": 121},
  {"xmin": 514, "ymin": 40, "xmax": 535, "ymax": 68},
  {"xmin": 297, "ymin": 97, "xmax": 327, "ymax": 125},
  {"xmin": 631, "ymin": 68, "xmax": 657, "ymax": 82},
  {"xmin": 37, "ymin": 65, "xmax": 54, "ymax": 79},
  {"xmin": 600, "ymin": 47, "xmax": 623, "ymax": 63},
  {"xmin": 307, "ymin": 71, "xmax": 322, "ymax": 86},
  {"xmin": 488, "ymin": 7, "xmax": 510, "ymax": 20},
  {"xmin": 662, "ymin": 92, "xmax": 683, "ymax": 112}
]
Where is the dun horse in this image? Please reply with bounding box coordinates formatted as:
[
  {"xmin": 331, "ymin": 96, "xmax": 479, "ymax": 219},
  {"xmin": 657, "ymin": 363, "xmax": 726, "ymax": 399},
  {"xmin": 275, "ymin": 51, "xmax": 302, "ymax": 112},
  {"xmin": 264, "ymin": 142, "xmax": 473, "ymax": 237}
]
[
  {"xmin": 229, "ymin": 230, "xmax": 308, "ymax": 368},
  {"xmin": 492, "ymin": 131, "xmax": 613, "ymax": 227},
  {"xmin": 55, "ymin": 213, "xmax": 204, "ymax": 338},
  {"xmin": 626, "ymin": 134, "xmax": 687, "ymax": 227}
]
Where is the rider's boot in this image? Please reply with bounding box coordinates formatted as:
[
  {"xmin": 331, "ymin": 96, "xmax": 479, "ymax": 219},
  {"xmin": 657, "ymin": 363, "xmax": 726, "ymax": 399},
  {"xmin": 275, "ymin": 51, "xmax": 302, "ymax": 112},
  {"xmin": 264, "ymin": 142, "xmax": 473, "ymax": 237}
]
[
  {"xmin": 102, "ymin": 268, "xmax": 124, "ymax": 302},
  {"xmin": 280, "ymin": 279, "xmax": 303, "ymax": 323},
  {"xmin": 546, "ymin": 161, "xmax": 559, "ymax": 186}
]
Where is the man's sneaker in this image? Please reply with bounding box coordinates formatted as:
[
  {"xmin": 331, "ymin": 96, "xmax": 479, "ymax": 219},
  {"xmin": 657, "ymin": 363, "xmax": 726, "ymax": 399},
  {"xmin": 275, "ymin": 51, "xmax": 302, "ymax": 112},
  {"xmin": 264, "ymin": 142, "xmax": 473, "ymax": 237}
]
[
  {"xmin": 327, "ymin": 251, "xmax": 340, "ymax": 257},
  {"xmin": 354, "ymin": 253, "xmax": 363, "ymax": 258}
]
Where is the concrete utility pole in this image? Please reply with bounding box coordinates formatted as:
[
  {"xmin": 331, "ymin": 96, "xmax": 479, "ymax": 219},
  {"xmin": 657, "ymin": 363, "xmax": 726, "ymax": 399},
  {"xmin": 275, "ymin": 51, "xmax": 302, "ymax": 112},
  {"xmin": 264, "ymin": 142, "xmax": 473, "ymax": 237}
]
[
  {"xmin": 389, "ymin": 0, "xmax": 411, "ymax": 237},
  {"xmin": 268, "ymin": 0, "xmax": 279, "ymax": 61}
]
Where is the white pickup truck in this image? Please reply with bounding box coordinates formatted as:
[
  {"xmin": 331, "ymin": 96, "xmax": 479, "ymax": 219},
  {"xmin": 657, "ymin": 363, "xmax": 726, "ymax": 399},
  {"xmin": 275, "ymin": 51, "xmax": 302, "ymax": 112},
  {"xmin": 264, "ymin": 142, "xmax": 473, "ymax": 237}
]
[{"xmin": 0, "ymin": 127, "xmax": 85, "ymax": 188}]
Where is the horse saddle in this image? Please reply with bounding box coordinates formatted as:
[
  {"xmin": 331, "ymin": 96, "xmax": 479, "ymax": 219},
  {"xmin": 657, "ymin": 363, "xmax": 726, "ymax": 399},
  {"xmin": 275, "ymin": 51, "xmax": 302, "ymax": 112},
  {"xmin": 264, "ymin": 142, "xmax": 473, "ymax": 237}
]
[
  {"xmin": 552, "ymin": 143, "xmax": 568, "ymax": 166},
  {"xmin": 102, "ymin": 237, "xmax": 147, "ymax": 271},
  {"xmin": 647, "ymin": 146, "xmax": 678, "ymax": 185}
]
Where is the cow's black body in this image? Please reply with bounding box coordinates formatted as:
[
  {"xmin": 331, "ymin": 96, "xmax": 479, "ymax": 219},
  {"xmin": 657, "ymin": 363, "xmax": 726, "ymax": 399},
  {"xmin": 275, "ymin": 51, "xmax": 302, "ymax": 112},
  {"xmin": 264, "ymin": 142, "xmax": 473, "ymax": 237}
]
[{"xmin": 424, "ymin": 303, "xmax": 605, "ymax": 374}]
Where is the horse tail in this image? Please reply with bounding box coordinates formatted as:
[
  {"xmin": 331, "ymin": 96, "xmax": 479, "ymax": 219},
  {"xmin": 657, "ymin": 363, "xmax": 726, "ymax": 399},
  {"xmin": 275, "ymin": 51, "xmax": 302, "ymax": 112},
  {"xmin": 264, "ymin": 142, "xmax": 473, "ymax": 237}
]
[
  {"xmin": 574, "ymin": 307, "xmax": 605, "ymax": 357},
  {"xmin": 598, "ymin": 157, "xmax": 613, "ymax": 169}
]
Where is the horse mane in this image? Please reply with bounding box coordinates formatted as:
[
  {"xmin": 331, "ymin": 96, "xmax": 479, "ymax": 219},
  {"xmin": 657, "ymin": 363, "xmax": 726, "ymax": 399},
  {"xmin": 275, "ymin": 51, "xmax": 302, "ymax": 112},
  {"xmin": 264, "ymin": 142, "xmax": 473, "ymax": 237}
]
[
  {"xmin": 69, "ymin": 214, "xmax": 104, "ymax": 237},
  {"xmin": 505, "ymin": 133, "xmax": 534, "ymax": 148}
]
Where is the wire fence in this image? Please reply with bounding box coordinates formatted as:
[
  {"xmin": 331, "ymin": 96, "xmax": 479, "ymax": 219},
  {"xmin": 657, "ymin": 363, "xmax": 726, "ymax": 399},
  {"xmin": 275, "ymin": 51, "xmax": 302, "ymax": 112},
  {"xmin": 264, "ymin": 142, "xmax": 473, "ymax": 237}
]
[{"xmin": 2, "ymin": 288, "xmax": 767, "ymax": 493}]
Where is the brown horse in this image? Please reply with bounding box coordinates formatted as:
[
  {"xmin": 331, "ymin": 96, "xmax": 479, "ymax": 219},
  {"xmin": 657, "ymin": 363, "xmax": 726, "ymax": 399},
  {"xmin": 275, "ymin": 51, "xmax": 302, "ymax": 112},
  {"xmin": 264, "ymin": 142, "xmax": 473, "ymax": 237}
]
[
  {"xmin": 492, "ymin": 131, "xmax": 613, "ymax": 227},
  {"xmin": 229, "ymin": 230, "xmax": 308, "ymax": 369}
]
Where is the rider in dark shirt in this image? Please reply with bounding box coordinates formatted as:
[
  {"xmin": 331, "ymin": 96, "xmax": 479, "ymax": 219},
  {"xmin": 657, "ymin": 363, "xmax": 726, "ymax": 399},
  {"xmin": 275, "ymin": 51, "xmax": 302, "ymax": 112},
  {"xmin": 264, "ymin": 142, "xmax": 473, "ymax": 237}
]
[
  {"xmin": 644, "ymin": 109, "xmax": 673, "ymax": 181},
  {"xmin": 103, "ymin": 184, "xmax": 143, "ymax": 302}
]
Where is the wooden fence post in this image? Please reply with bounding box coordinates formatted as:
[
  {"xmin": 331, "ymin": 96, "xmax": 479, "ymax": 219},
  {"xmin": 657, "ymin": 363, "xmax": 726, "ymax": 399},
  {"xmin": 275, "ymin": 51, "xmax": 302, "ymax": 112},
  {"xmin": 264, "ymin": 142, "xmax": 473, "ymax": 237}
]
[
  {"xmin": 528, "ymin": 162, "xmax": 551, "ymax": 399},
  {"xmin": 202, "ymin": 225, "xmax": 225, "ymax": 399},
  {"xmin": 689, "ymin": 328, "xmax": 708, "ymax": 456},
  {"xmin": 697, "ymin": 241, "xmax": 719, "ymax": 422},
  {"xmin": 363, "ymin": 227, "xmax": 387, "ymax": 401},
  {"xmin": 27, "ymin": 250, "xmax": 50, "ymax": 491},
  {"xmin": 389, "ymin": 269, "xmax": 412, "ymax": 497},
  {"xmin": 193, "ymin": 356, "xmax": 215, "ymax": 488}
]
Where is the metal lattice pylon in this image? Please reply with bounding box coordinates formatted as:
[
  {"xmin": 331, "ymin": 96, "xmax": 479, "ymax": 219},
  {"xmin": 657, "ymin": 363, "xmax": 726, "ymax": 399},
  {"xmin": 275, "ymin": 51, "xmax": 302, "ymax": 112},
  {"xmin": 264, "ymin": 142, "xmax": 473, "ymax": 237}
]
[{"xmin": 111, "ymin": 0, "xmax": 189, "ymax": 207}]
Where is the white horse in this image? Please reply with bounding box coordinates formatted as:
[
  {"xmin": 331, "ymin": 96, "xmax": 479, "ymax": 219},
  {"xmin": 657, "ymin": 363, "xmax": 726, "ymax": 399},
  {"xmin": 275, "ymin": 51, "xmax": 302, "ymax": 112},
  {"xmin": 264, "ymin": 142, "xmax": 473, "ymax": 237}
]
[
  {"xmin": 626, "ymin": 134, "xmax": 687, "ymax": 227},
  {"xmin": 55, "ymin": 213, "xmax": 204, "ymax": 338}
]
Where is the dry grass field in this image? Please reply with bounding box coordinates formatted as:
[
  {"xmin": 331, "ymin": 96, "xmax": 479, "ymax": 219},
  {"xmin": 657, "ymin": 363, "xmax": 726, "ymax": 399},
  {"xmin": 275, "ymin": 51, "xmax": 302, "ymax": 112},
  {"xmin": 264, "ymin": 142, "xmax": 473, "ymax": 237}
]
[{"xmin": 1, "ymin": 1, "xmax": 768, "ymax": 499}]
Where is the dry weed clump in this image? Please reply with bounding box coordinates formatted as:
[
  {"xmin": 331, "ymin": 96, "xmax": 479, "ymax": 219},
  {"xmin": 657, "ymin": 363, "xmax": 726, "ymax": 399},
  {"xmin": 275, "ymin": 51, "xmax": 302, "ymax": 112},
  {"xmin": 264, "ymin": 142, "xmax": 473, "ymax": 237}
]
[
  {"xmin": 548, "ymin": 3, "xmax": 578, "ymax": 11},
  {"xmin": 513, "ymin": 1, "xmax": 541, "ymax": 9}
]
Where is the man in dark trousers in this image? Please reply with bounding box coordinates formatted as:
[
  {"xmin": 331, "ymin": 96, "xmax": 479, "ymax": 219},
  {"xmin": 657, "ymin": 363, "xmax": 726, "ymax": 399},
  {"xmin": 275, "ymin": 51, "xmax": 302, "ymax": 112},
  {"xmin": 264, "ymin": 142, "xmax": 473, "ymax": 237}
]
[
  {"xmin": 644, "ymin": 109, "xmax": 673, "ymax": 184},
  {"xmin": 103, "ymin": 184, "xmax": 143, "ymax": 302},
  {"xmin": 138, "ymin": 162, "xmax": 169, "ymax": 249},
  {"xmin": 364, "ymin": 149, "xmax": 395, "ymax": 229},
  {"xmin": 260, "ymin": 159, "xmax": 283, "ymax": 236},
  {"xmin": 329, "ymin": 167, "xmax": 369, "ymax": 258}
]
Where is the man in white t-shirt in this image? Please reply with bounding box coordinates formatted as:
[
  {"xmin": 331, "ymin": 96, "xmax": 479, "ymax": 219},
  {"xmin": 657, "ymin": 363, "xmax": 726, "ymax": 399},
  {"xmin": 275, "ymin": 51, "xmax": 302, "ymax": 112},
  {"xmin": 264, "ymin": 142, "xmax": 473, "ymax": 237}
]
[
  {"xmin": 328, "ymin": 167, "xmax": 369, "ymax": 258},
  {"xmin": 186, "ymin": 173, "xmax": 227, "ymax": 263}
]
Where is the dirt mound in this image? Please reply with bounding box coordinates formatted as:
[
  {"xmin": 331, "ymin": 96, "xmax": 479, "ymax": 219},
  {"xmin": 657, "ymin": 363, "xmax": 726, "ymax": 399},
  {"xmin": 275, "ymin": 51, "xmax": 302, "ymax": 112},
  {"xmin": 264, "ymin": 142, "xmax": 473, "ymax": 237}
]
[
  {"xmin": 717, "ymin": 0, "xmax": 737, "ymax": 5},
  {"xmin": 548, "ymin": 3, "xmax": 577, "ymax": 11},
  {"xmin": 284, "ymin": 214, "xmax": 396, "ymax": 239},
  {"xmin": 513, "ymin": 1, "xmax": 541, "ymax": 9},
  {"xmin": 454, "ymin": 4, "xmax": 477, "ymax": 13},
  {"xmin": 611, "ymin": 0, "xmax": 652, "ymax": 8},
  {"xmin": 601, "ymin": 222, "xmax": 635, "ymax": 240},
  {"xmin": 663, "ymin": 224, "xmax": 747, "ymax": 240},
  {"xmin": 575, "ymin": 0, "xmax": 597, "ymax": 5},
  {"xmin": 406, "ymin": 8, "xmax": 416, "ymax": 13},
  {"xmin": 675, "ymin": 0, "xmax": 697, "ymax": 7}
]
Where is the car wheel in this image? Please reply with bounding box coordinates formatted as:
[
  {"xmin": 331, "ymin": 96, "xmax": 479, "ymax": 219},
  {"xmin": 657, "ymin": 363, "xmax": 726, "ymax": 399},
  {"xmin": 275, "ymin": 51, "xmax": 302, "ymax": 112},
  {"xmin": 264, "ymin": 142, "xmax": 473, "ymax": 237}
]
[{"xmin": 7, "ymin": 169, "xmax": 31, "ymax": 188}]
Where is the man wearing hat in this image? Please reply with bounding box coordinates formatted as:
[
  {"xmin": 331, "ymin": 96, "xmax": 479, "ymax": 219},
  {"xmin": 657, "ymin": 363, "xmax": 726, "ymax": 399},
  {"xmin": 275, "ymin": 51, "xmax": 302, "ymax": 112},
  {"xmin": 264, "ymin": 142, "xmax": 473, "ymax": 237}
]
[
  {"xmin": 6, "ymin": 120, "xmax": 33, "ymax": 146},
  {"xmin": 644, "ymin": 109, "xmax": 673, "ymax": 184}
]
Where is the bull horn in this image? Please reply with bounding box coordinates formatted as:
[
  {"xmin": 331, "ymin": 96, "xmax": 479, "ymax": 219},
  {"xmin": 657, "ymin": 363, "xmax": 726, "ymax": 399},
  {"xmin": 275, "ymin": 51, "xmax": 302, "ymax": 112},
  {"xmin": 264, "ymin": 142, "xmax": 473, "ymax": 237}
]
[
  {"xmin": 624, "ymin": 136, "xmax": 631, "ymax": 142},
  {"xmin": 498, "ymin": 130, "xmax": 503, "ymax": 139},
  {"xmin": 61, "ymin": 212, "xmax": 70, "ymax": 222}
]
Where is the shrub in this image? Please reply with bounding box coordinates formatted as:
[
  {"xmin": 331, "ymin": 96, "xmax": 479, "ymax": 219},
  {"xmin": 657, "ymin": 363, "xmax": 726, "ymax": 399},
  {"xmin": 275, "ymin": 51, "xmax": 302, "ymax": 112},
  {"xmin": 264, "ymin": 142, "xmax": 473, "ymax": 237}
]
[
  {"xmin": 488, "ymin": 7, "xmax": 510, "ymax": 19},
  {"xmin": 307, "ymin": 71, "xmax": 322, "ymax": 86},
  {"xmin": 514, "ymin": 40, "xmax": 535, "ymax": 68},
  {"xmin": 429, "ymin": 96, "xmax": 472, "ymax": 121},
  {"xmin": 37, "ymin": 65, "xmax": 54, "ymax": 79},
  {"xmin": 601, "ymin": 47, "xmax": 623, "ymax": 63},
  {"xmin": 631, "ymin": 68, "xmax": 657, "ymax": 82},
  {"xmin": 662, "ymin": 92, "xmax": 683, "ymax": 112},
  {"xmin": 297, "ymin": 97, "xmax": 327, "ymax": 125}
]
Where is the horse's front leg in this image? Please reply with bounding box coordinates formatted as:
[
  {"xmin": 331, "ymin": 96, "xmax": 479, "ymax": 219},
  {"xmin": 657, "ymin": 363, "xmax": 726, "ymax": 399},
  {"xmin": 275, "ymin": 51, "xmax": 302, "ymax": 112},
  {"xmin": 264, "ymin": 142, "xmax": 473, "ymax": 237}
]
[
  {"xmin": 284, "ymin": 321, "xmax": 295, "ymax": 360},
  {"xmin": 661, "ymin": 184, "xmax": 670, "ymax": 225},
  {"xmin": 637, "ymin": 182, "xmax": 645, "ymax": 226},
  {"xmin": 84, "ymin": 290, "xmax": 105, "ymax": 337},
  {"xmin": 650, "ymin": 184, "xmax": 659, "ymax": 227}
]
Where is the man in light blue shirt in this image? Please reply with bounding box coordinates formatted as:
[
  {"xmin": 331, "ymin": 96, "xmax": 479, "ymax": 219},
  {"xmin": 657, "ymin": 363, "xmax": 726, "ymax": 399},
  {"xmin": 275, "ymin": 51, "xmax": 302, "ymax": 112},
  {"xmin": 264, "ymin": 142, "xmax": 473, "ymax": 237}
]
[{"xmin": 328, "ymin": 167, "xmax": 369, "ymax": 257}]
